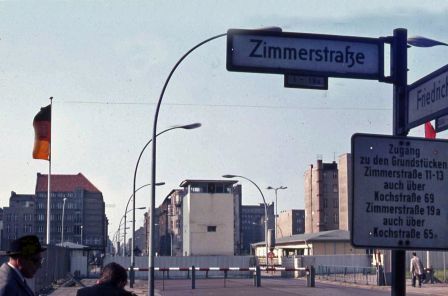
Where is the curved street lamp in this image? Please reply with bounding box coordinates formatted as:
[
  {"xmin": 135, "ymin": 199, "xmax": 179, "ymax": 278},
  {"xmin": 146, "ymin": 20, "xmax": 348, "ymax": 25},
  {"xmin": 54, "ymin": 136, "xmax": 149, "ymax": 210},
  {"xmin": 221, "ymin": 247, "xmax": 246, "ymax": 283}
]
[
  {"xmin": 124, "ymin": 183, "xmax": 164, "ymax": 256},
  {"xmin": 147, "ymin": 27, "xmax": 282, "ymax": 295},
  {"xmin": 266, "ymin": 186, "xmax": 287, "ymax": 239},
  {"xmin": 130, "ymin": 123, "xmax": 200, "ymax": 287},
  {"xmin": 222, "ymin": 174, "xmax": 269, "ymax": 261}
]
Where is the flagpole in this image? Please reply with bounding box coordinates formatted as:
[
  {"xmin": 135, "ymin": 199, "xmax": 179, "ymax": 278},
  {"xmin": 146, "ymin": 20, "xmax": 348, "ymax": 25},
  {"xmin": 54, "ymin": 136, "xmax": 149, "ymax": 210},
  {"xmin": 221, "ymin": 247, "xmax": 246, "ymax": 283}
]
[{"xmin": 46, "ymin": 97, "xmax": 53, "ymax": 245}]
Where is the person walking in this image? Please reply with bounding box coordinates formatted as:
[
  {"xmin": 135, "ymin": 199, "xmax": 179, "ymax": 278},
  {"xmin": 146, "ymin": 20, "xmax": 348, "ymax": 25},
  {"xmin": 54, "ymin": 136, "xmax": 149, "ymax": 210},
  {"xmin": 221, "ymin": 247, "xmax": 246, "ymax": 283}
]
[
  {"xmin": 410, "ymin": 252, "xmax": 424, "ymax": 288},
  {"xmin": 76, "ymin": 262, "xmax": 136, "ymax": 296},
  {"xmin": 0, "ymin": 235, "xmax": 46, "ymax": 296}
]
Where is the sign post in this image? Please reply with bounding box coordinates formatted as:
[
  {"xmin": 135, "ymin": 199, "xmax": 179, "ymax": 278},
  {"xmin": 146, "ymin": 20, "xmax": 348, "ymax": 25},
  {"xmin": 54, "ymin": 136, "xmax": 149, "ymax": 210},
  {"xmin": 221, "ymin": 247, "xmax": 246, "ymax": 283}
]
[{"xmin": 391, "ymin": 28, "xmax": 408, "ymax": 296}]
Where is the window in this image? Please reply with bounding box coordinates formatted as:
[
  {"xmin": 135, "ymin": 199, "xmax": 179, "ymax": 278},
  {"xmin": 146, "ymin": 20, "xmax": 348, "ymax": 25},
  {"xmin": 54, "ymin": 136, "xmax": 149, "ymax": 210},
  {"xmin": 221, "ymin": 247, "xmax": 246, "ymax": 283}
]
[
  {"xmin": 207, "ymin": 226, "xmax": 217, "ymax": 232},
  {"xmin": 333, "ymin": 213, "xmax": 339, "ymax": 224},
  {"xmin": 324, "ymin": 198, "xmax": 328, "ymax": 208},
  {"xmin": 333, "ymin": 199, "xmax": 338, "ymax": 208}
]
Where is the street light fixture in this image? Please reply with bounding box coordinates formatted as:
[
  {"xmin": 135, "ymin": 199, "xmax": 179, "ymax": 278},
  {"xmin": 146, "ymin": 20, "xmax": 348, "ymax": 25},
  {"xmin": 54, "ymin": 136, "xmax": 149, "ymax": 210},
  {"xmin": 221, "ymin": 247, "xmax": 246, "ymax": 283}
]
[
  {"xmin": 122, "ymin": 206, "xmax": 147, "ymax": 256},
  {"xmin": 61, "ymin": 197, "xmax": 67, "ymax": 244},
  {"xmin": 129, "ymin": 123, "xmax": 200, "ymax": 287},
  {"xmin": 222, "ymin": 174, "xmax": 269, "ymax": 262},
  {"xmin": 148, "ymin": 27, "xmax": 282, "ymax": 296},
  {"xmin": 266, "ymin": 186, "xmax": 287, "ymax": 239}
]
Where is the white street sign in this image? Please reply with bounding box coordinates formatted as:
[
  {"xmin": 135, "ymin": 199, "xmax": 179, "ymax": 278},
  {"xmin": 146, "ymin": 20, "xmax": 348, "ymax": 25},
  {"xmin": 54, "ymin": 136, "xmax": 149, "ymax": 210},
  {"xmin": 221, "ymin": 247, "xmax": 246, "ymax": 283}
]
[
  {"xmin": 407, "ymin": 64, "xmax": 448, "ymax": 129},
  {"xmin": 227, "ymin": 29, "xmax": 384, "ymax": 80},
  {"xmin": 352, "ymin": 133, "xmax": 448, "ymax": 250}
]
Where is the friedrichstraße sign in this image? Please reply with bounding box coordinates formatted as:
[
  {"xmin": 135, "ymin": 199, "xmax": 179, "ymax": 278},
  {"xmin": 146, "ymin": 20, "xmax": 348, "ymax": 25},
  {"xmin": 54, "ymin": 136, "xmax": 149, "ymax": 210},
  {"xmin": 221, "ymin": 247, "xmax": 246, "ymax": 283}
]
[
  {"xmin": 407, "ymin": 64, "xmax": 448, "ymax": 130},
  {"xmin": 227, "ymin": 29, "xmax": 384, "ymax": 80},
  {"xmin": 351, "ymin": 133, "xmax": 448, "ymax": 250}
]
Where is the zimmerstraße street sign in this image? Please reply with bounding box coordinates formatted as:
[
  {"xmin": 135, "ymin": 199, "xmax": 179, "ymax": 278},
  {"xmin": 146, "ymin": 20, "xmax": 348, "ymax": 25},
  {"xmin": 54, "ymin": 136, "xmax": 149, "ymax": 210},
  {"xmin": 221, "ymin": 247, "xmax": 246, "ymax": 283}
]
[
  {"xmin": 351, "ymin": 133, "xmax": 448, "ymax": 250},
  {"xmin": 227, "ymin": 29, "xmax": 384, "ymax": 80}
]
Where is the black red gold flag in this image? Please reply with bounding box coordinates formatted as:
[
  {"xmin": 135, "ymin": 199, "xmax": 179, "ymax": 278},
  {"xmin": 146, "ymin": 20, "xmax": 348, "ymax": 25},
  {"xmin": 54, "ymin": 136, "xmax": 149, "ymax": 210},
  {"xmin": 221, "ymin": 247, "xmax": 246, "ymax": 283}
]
[
  {"xmin": 32, "ymin": 104, "xmax": 51, "ymax": 160},
  {"xmin": 425, "ymin": 122, "xmax": 436, "ymax": 139}
]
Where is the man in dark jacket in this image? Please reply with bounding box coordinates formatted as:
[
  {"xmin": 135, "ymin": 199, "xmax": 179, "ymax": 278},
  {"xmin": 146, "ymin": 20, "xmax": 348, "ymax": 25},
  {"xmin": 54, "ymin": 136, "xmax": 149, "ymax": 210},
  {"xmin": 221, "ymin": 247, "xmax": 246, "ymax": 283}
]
[
  {"xmin": 0, "ymin": 235, "xmax": 46, "ymax": 296},
  {"xmin": 76, "ymin": 262, "xmax": 136, "ymax": 296}
]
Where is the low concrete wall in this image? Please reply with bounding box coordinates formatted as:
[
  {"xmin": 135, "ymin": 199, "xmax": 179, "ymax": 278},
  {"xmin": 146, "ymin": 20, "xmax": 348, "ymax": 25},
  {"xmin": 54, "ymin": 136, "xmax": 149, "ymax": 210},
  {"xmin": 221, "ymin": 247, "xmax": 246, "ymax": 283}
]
[{"xmin": 104, "ymin": 255, "xmax": 257, "ymax": 279}]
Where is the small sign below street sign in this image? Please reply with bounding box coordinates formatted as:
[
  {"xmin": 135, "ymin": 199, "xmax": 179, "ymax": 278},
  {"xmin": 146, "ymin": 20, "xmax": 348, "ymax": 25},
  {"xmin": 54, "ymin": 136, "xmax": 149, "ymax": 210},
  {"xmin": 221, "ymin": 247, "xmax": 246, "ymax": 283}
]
[
  {"xmin": 407, "ymin": 64, "xmax": 448, "ymax": 130},
  {"xmin": 351, "ymin": 133, "xmax": 448, "ymax": 250},
  {"xmin": 227, "ymin": 29, "xmax": 384, "ymax": 80},
  {"xmin": 435, "ymin": 114, "xmax": 448, "ymax": 132},
  {"xmin": 284, "ymin": 74, "xmax": 328, "ymax": 90}
]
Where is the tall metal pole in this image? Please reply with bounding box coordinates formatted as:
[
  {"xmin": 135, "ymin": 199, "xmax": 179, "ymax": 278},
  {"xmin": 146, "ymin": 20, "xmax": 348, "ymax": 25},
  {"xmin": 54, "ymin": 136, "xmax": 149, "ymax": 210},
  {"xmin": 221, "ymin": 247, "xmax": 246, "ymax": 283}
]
[
  {"xmin": 149, "ymin": 33, "xmax": 226, "ymax": 296},
  {"xmin": 148, "ymin": 28, "xmax": 281, "ymax": 295},
  {"xmin": 391, "ymin": 28, "xmax": 408, "ymax": 296},
  {"xmin": 130, "ymin": 125, "xmax": 199, "ymax": 288},
  {"xmin": 223, "ymin": 175, "xmax": 269, "ymax": 261},
  {"xmin": 61, "ymin": 197, "xmax": 67, "ymax": 243},
  {"xmin": 267, "ymin": 186, "xmax": 287, "ymax": 239},
  {"xmin": 46, "ymin": 97, "xmax": 53, "ymax": 245}
]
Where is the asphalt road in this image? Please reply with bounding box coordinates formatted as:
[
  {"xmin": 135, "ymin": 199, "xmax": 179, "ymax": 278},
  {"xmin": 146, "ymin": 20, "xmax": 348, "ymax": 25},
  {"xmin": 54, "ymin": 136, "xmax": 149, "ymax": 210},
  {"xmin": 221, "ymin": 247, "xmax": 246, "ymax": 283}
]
[{"xmin": 49, "ymin": 278, "xmax": 448, "ymax": 296}]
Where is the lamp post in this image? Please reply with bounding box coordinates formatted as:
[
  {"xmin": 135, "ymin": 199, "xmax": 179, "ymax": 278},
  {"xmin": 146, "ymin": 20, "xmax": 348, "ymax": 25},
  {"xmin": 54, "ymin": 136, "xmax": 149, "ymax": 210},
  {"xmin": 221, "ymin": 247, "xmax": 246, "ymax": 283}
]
[
  {"xmin": 80, "ymin": 225, "xmax": 83, "ymax": 245},
  {"xmin": 266, "ymin": 186, "xmax": 287, "ymax": 239},
  {"xmin": 223, "ymin": 174, "xmax": 269, "ymax": 262},
  {"xmin": 125, "ymin": 182, "xmax": 165, "ymax": 257},
  {"xmin": 122, "ymin": 206, "xmax": 146, "ymax": 256},
  {"xmin": 130, "ymin": 123, "xmax": 200, "ymax": 288},
  {"xmin": 61, "ymin": 197, "xmax": 67, "ymax": 244},
  {"xmin": 148, "ymin": 27, "xmax": 281, "ymax": 296}
]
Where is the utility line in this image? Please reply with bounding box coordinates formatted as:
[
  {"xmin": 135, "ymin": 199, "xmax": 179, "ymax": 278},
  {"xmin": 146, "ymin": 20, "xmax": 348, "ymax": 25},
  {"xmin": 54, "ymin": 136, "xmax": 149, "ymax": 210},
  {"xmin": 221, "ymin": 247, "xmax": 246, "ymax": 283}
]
[{"xmin": 62, "ymin": 100, "xmax": 390, "ymax": 111}]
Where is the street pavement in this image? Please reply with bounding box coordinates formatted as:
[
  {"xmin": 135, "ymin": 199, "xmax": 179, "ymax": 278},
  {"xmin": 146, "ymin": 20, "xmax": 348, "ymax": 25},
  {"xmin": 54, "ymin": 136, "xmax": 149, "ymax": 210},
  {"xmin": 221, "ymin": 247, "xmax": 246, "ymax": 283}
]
[{"xmin": 48, "ymin": 278, "xmax": 448, "ymax": 296}]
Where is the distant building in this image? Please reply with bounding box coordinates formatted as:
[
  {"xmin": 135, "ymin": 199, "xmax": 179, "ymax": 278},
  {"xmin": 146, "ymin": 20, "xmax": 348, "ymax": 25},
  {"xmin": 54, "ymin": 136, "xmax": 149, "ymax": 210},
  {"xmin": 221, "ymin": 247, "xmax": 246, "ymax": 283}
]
[
  {"xmin": 338, "ymin": 153, "xmax": 352, "ymax": 231},
  {"xmin": 252, "ymin": 229, "xmax": 364, "ymax": 257},
  {"xmin": 304, "ymin": 160, "xmax": 339, "ymax": 233},
  {"xmin": 133, "ymin": 226, "xmax": 145, "ymax": 256},
  {"xmin": 276, "ymin": 209, "xmax": 305, "ymax": 239},
  {"xmin": 157, "ymin": 189, "xmax": 186, "ymax": 256},
  {"xmin": 180, "ymin": 179, "xmax": 238, "ymax": 256},
  {"xmin": 240, "ymin": 203, "xmax": 274, "ymax": 255},
  {"xmin": 1, "ymin": 192, "xmax": 35, "ymax": 250},
  {"xmin": 0, "ymin": 208, "xmax": 3, "ymax": 249},
  {"xmin": 143, "ymin": 209, "xmax": 160, "ymax": 256},
  {"xmin": 34, "ymin": 173, "xmax": 108, "ymax": 251}
]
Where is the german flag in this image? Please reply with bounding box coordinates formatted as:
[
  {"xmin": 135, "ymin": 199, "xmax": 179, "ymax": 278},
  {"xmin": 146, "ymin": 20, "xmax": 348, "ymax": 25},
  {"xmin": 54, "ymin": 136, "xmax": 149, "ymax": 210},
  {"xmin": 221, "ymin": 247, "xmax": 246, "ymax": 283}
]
[
  {"xmin": 33, "ymin": 104, "xmax": 51, "ymax": 160},
  {"xmin": 425, "ymin": 122, "xmax": 436, "ymax": 139}
]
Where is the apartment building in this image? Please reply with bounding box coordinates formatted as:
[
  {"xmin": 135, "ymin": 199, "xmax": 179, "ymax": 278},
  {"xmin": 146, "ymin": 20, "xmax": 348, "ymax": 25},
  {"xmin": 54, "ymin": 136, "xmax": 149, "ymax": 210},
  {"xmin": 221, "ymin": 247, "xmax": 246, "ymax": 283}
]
[
  {"xmin": 276, "ymin": 209, "xmax": 305, "ymax": 239},
  {"xmin": 304, "ymin": 159, "xmax": 339, "ymax": 233},
  {"xmin": 1, "ymin": 192, "xmax": 35, "ymax": 249}
]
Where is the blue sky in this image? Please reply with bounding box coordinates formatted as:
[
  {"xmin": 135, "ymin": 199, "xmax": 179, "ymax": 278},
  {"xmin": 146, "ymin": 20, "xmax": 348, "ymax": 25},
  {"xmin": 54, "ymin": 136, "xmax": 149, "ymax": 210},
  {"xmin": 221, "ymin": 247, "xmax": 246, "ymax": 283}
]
[{"xmin": 1, "ymin": 1, "xmax": 447, "ymax": 236}]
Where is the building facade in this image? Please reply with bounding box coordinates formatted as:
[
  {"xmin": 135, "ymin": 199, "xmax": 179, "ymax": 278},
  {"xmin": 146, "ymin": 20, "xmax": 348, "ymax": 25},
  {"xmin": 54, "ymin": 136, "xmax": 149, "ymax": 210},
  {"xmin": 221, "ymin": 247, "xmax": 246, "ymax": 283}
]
[
  {"xmin": 304, "ymin": 160, "xmax": 339, "ymax": 233},
  {"xmin": 1, "ymin": 192, "xmax": 35, "ymax": 249},
  {"xmin": 34, "ymin": 173, "xmax": 108, "ymax": 250},
  {"xmin": 240, "ymin": 203, "xmax": 274, "ymax": 255},
  {"xmin": 276, "ymin": 209, "xmax": 305, "ymax": 239},
  {"xmin": 180, "ymin": 180, "xmax": 238, "ymax": 256},
  {"xmin": 338, "ymin": 153, "xmax": 352, "ymax": 231}
]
